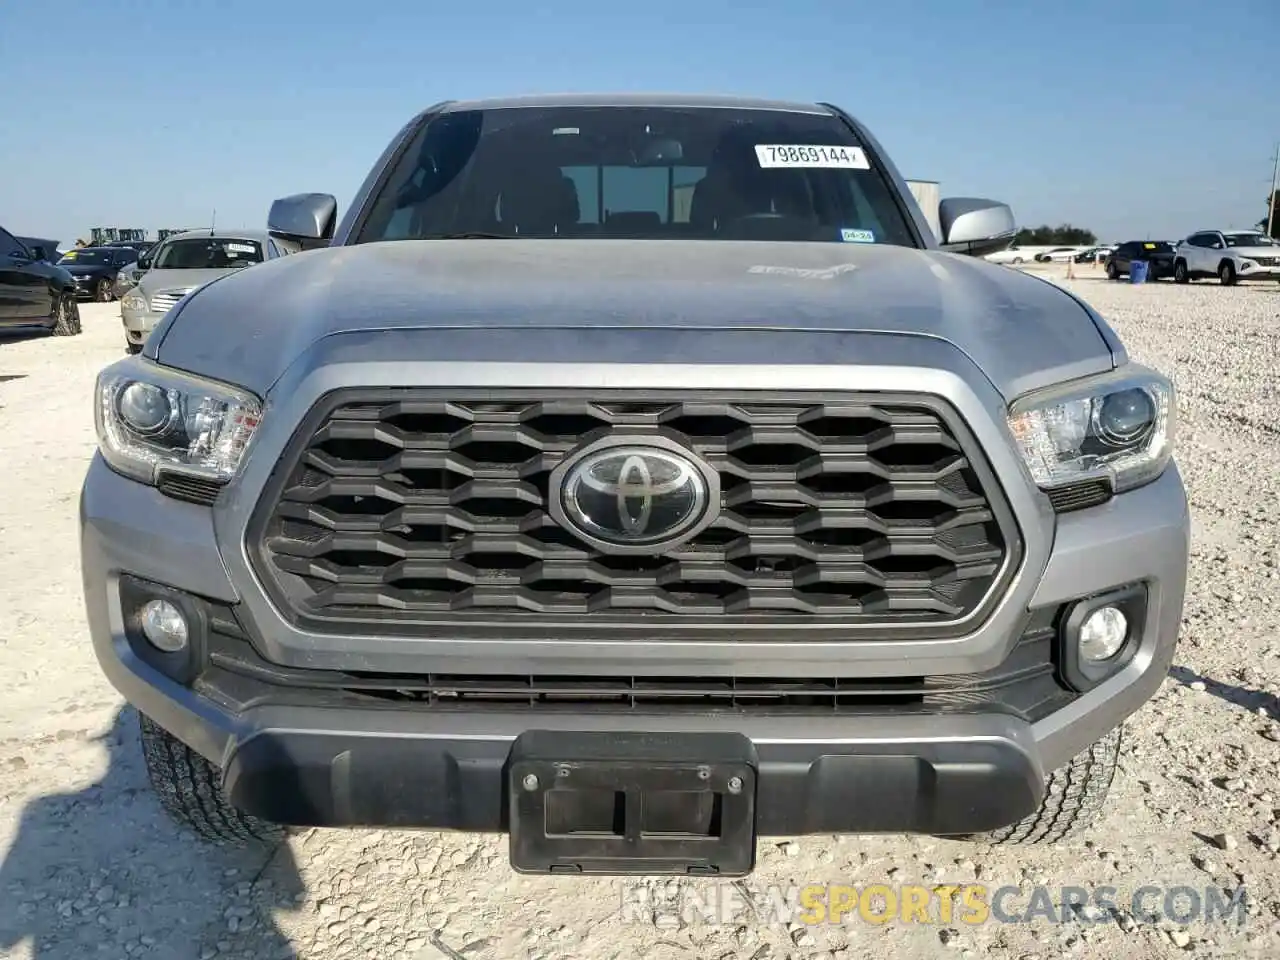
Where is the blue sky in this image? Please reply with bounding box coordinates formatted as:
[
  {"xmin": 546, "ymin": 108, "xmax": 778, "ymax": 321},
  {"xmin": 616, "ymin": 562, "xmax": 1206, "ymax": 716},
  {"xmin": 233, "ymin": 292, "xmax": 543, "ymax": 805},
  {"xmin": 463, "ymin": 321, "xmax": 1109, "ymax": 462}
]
[{"xmin": 2, "ymin": 0, "xmax": 1274, "ymax": 247}]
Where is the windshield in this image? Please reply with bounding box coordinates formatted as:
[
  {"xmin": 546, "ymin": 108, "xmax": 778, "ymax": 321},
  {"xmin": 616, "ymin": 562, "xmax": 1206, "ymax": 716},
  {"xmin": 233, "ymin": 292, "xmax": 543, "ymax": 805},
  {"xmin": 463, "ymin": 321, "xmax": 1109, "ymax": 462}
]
[
  {"xmin": 58, "ymin": 248, "xmax": 116, "ymax": 265},
  {"xmin": 152, "ymin": 237, "xmax": 264, "ymax": 269},
  {"xmin": 1224, "ymin": 232, "xmax": 1275, "ymax": 248},
  {"xmin": 356, "ymin": 106, "xmax": 919, "ymax": 246}
]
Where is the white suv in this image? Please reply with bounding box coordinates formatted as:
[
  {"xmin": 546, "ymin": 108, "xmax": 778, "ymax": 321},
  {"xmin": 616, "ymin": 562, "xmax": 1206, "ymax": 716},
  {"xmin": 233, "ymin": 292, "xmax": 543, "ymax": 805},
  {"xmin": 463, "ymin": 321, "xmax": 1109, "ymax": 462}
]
[{"xmin": 1173, "ymin": 230, "xmax": 1280, "ymax": 285}]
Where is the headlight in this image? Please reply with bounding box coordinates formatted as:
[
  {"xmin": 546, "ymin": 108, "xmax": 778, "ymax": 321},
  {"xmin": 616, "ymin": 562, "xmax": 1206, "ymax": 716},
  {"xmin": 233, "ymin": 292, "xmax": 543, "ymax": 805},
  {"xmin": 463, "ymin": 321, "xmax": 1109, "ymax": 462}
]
[
  {"xmin": 122, "ymin": 292, "xmax": 146, "ymax": 311},
  {"xmin": 95, "ymin": 359, "xmax": 262, "ymax": 486},
  {"xmin": 1007, "ymin": 366, "xmax": 1174, "ymax": 494}
]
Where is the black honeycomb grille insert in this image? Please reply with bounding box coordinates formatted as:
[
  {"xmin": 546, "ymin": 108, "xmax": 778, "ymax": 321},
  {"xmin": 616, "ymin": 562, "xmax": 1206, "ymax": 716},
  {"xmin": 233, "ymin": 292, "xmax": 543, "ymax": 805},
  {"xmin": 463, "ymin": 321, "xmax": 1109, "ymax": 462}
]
[{"xmin": 248, "ymin": 390, "xmax": 1020, "ymax": 636}]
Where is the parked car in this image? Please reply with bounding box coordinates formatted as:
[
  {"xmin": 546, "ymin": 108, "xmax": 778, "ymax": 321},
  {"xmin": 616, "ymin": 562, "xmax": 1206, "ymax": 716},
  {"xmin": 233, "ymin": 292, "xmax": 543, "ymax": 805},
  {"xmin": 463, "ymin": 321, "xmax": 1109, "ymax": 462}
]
[
  {"xmin": 0, "ymin": 223, "xmax": 81, "ymax": 336},
  {"xmin": 82, "ymin": 92, "xmax": 1189, "ymax": 877},
  {"xmin": 1105, "ymin": 241, "xmax": 1176, "ymax": 281},
  {"xmin": 1033, "ymin": 247, "xmax": 1078, "ymax": 262},
  {"xmin": 1173, "ymin": 230, "xmax": 1280, "ymax": 286},
  {"xmin": 113, "ymin": 240, "xmax": 165, "ymax": 298},
  {"xmin": 103, "ymin": 239, "xmax": 156, "ymax": 259},
  {"xmin": 1073, "ymin": 245, "xmax": 1114, "ymax": 263},
  {"xmin": 984, "ymin": 243, "xmax": 1042, "ymax": 265},
  {"xmin": 57, "ymin": 245, "xmax": 138, "ymax": 301},
  {"xmin": 118, "ymin": 228, "xmax": 288, "ymax": 353}
]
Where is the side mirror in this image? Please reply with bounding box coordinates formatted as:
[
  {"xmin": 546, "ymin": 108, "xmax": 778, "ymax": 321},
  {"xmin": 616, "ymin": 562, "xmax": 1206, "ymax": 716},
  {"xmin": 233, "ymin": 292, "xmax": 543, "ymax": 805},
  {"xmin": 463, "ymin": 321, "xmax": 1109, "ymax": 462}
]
[
  {"xmin": 268, "ymin": 193, "xmax": 338, "ymax": 251},
  {"xmin": 938, "ymin": 197, "xmax": 1017, "ymax": 257},
  {"xmin": 138, "ymin": 256, "xmax": 153, "ymax": 270}
]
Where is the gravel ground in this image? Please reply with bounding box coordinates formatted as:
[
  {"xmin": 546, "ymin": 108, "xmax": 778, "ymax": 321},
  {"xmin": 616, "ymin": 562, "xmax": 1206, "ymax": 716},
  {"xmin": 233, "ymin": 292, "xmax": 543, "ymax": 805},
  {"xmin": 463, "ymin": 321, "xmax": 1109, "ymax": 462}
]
[{"xmin": 1, "ymin": 271, "xmax": 1278, "ymax": 960}]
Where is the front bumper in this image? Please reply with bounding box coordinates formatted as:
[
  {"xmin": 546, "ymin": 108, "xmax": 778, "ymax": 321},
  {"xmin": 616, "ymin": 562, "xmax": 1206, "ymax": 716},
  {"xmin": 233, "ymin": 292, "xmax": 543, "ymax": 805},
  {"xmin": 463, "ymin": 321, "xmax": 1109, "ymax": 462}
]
[
  {"xmin": 81, "ymin": 450, "xmax": 1190, "ymax": 837},
  {"xmin": 72, "ymin": 275, "xmax": 112, "ymax": 298},
  {"xmin": 1236, "ymin": 262, "xmax": 1280, "ymax": 280},
  {"xmin": 121, "ymin": 306, "xmax": 164, "ymax": 337}
]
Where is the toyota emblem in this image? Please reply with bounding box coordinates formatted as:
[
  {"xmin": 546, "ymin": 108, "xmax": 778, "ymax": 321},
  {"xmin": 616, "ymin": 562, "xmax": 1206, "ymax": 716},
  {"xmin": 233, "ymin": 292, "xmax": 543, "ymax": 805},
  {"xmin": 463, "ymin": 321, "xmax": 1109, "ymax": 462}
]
[{"xmin": 548, "ymin": 436, "xmax": 721, "ymax": 555}]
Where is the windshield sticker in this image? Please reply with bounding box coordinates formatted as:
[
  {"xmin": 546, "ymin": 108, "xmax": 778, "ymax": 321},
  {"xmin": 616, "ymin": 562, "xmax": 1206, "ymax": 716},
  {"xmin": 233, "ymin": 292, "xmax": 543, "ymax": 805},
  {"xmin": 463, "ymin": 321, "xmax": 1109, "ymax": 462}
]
[
  {"xmin": 755, "ymin": 144, "xmax": 870, "ymax": 170},
  {"xmin": 62, "ymin": 251, "xmax": 77, "ymax": 259},
  {"xmin": 1143, "ymin": 243, "xmax": 1156, "ymax": 249},
  {"xmin": 840, "ymin": 228, "xmax": 876, "ymax": 243},
  {"xmin": 225, "ymin": 243, "xmax": 256, "ymax": 254}
]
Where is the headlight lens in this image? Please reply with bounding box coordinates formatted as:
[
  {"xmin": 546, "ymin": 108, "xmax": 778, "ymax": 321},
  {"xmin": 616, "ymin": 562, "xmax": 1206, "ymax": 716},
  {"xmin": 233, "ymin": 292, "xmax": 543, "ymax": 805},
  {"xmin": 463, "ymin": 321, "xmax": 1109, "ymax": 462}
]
[
  {"xmin": 122, "ymin": 292, "xmax": 146, "ymax": 311},
  {"xmin": 95, "ymin": 359, "xmax": 262, "ymax": 485},
  {"xmin": 1007, "ymin": 368, "xmax": 1174, "ymax": 494}
]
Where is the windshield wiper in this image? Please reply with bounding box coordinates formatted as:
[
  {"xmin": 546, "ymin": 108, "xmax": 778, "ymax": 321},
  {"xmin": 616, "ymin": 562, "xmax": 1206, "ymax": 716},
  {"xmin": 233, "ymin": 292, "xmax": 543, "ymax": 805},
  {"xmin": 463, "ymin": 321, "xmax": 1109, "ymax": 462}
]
[{"xmin": 419, "ymin": 232, "xmax": 511, "ymax": 239}]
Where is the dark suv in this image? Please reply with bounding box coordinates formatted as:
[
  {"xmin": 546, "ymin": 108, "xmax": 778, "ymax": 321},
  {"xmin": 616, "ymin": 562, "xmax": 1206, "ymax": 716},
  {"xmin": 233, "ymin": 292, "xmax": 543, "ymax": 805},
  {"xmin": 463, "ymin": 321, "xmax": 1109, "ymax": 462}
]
[
  {"xmin": 0, "ymin": 224, "xmax": 82, "ymax": 336},
  {"xmin": 1106, "ymin": 241, "xmax": 1175, "ymax": 281}
]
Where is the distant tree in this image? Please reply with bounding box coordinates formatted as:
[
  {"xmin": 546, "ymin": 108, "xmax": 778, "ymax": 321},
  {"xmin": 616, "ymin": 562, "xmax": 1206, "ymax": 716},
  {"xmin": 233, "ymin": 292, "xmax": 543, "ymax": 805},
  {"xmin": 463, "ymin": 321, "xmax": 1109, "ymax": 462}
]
[
  {"xmin": 1013, "ymin": 224, "xmax": 1098, "ymax": 246},
  {"xmin": 1260, "ymin": 191, "xmax": 1280, "ymax": 239}
]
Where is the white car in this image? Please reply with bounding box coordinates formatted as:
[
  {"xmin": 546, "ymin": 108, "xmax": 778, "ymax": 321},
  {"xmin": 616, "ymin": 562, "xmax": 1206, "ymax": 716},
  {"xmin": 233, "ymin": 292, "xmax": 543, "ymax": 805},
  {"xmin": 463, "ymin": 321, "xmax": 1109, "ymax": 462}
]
[
  {"xmin": 984, "ymin": 243, "xmax": 1046, "ymax": 265},
  {"xmin": 1036, "ymin": 247, "xmax": 1086, "ymax": 263},
  {"xmin": 1173, "ymin": 230, "xmax": 1280, "ymax": 285}
]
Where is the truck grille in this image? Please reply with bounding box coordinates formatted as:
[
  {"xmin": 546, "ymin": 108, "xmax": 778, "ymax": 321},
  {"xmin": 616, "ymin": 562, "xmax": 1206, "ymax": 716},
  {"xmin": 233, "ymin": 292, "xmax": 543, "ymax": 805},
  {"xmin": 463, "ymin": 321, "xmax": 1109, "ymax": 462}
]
[
  {"xmin": 149, "ymin": 291, "xmax": 188, "ymax": 312},
  {"xmin": 248, "ymin": 390, "xmax": 1020, "ymax": 639},
  {"xmin": 204, "ymin": 606, "xmax": 1070, "ymax": 723}
]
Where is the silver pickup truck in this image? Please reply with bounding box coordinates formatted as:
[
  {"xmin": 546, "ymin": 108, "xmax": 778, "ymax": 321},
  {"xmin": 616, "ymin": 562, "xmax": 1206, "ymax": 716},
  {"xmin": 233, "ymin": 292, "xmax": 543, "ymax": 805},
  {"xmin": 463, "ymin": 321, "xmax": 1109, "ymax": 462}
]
[{"xmin": 81, "ymin": 93, "xmax": 1189, "ymax": 877}]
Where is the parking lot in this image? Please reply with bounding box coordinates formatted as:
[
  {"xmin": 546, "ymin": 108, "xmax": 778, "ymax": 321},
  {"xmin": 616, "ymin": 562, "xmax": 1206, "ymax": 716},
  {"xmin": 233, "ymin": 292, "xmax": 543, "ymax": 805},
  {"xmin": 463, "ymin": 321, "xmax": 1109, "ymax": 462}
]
[{"xmin": 1, "ymin": 273, "xmax": 1279, "ymax": 959}]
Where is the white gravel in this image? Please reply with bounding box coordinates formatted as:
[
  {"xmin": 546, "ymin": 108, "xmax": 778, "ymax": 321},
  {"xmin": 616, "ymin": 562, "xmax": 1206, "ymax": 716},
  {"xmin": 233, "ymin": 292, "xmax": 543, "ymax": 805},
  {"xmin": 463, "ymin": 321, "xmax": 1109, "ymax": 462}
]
[{"xmin": 1, "ymin": 271, "xmax": 1279, "ymax": 959}]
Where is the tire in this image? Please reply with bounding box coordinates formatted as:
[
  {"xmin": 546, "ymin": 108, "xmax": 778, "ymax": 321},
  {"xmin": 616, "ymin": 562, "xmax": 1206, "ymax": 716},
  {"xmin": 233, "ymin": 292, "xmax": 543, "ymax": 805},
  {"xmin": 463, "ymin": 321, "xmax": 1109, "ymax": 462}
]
[
  {"xmin": 51, "ymin": 293, "xmax": 81, "ymax": 336},
  {"xmin": 138, "ymin": 712, "xmax": 286, "ymax": 846},
  {"xmin": 1174, "ymin": 259, "xmax": 1190, "ymax": 284},
  {"xmin": 956, "ymin": 726, "xmax": 1121, "ymax": 845},
  {"xmin": 95, "ymin": 277, "xmax": 114, "ymax": 302},
  {"xmin": 1106, "ymin": 261, "xmax": 1119, "ymax": 281},
  {"xmin": 1218, "ymin": 261, "xmax": 1237, "ymax": 286}
]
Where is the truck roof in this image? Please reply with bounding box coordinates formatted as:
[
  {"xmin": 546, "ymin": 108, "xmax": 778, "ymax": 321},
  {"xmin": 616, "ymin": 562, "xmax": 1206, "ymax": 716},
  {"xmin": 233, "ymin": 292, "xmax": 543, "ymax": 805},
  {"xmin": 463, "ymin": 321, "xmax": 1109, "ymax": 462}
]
[{"xmin": 435, "ymin": 92, "xmax": 834, "ymax": 115}]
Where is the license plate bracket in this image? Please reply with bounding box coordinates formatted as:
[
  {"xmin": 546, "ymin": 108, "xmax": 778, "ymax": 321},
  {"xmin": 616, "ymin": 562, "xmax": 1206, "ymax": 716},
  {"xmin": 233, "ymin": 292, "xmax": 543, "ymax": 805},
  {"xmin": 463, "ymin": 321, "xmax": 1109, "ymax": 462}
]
[{"xmin": 508, "ymin": 731, "xmax": 757, "ymax": 876}]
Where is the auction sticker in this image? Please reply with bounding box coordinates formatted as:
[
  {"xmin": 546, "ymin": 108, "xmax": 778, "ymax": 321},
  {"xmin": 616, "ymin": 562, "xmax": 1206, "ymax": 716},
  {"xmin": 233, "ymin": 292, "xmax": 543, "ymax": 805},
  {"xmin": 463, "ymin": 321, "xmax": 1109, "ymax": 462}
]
[
  {"xmin": 840, "ymin": 228, "xmax": 875, "ymax": 243},
  {"xmin": 225, "ymin": 243, "xmax": 257, "ymax": 254},
  {"xmin": 755, "ymin": 144, "xmax": 870, "ymax": 169}
]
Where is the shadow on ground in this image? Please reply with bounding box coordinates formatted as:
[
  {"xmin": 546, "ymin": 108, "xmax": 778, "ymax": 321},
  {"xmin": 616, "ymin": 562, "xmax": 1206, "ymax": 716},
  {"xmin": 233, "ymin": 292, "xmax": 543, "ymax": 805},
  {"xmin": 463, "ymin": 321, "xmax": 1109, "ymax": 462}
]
[
  {"xmin": 1168, "ymin": 664, "xmax": 1279, "ymax": 718},
  {"xmin": 0, "ymin": 707, "xmax": 304, "ymax": 959}
]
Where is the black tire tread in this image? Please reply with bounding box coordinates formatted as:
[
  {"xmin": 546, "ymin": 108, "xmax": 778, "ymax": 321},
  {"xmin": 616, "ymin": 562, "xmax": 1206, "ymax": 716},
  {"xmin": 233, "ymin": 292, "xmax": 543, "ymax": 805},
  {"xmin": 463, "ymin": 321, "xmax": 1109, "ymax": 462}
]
[
  {"xmin": 51, "ymin": 295, "xmax": 81, "ymax": 336},
  {"xmin": 962, "ymin": 726, "xmax": 1121, "ymax": 846},
  {"xmin": 138, "ymin": 712, "xmax": 285, "ymax": 846}
]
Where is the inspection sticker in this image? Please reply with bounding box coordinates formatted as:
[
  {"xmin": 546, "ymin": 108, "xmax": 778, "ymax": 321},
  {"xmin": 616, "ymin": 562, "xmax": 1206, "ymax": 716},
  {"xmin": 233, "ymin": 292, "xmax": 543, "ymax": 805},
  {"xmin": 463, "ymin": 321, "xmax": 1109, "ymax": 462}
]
[
  {"xmin": 840, "ymin": 228, "xmax": 875, "ymax": 243},
  {"xmin": 755, "ymin": 144, "xmax": 870, "ymax": 169},
  {"xmin": 225, "ymin": 242, "xmax": 257, "ymax": 254}
]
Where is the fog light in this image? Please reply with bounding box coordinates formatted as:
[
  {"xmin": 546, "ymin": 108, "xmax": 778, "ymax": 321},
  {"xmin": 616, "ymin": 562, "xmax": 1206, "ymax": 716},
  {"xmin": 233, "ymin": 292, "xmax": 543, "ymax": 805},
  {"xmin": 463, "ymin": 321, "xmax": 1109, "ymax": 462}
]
[
  {"xmin": 140, "ymin": 599, "xmax": 189, "ymax": 652},
  {"xmin": 1078, "ymin": 605, "xmax": 1127, "ymax": 661}
]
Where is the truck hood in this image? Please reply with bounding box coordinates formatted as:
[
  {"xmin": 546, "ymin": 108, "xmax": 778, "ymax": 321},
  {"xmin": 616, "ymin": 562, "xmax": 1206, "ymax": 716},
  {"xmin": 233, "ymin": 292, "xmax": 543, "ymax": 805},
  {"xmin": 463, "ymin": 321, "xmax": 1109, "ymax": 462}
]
[
  {"xmin": 62, "ymin": 263, "xmax": 114, "ymax": 277},
  {"xmin": 153, "ymin": 239, "xmax": 1118, "ymax": 399},
  {"xmin": 138, "ymin": 267, "xmax": 247, "ymax": 296},
  {"xmin": 1232, "ymin": 245, "xmax": 1280, "ymax": 258}
]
